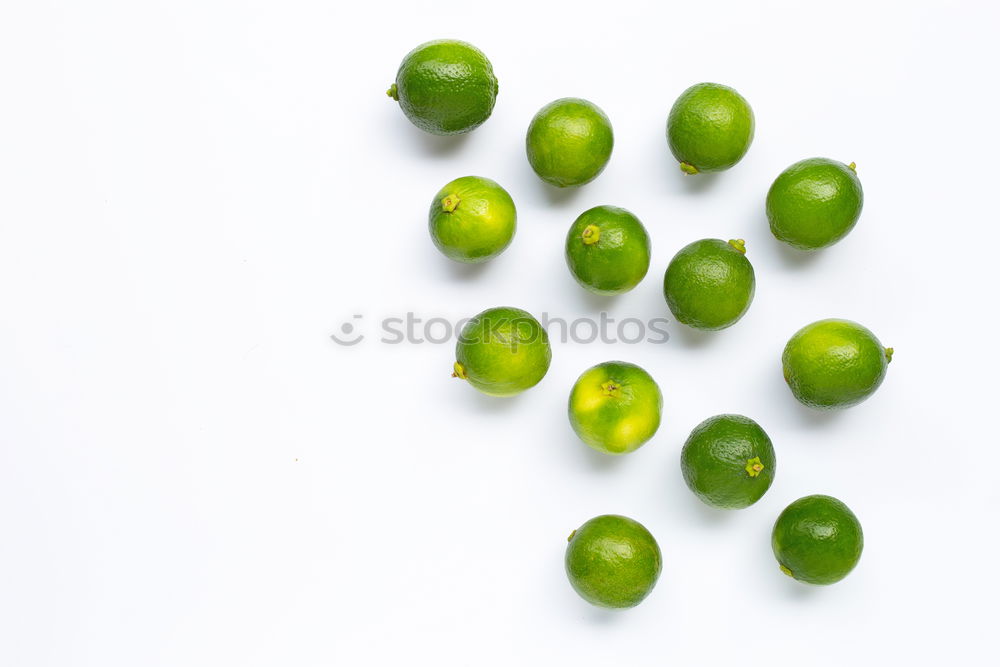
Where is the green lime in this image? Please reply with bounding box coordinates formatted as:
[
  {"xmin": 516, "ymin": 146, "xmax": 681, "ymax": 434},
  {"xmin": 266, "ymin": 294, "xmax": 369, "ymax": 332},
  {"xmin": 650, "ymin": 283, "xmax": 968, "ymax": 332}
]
[
  {"xmin": 568, "ymin": 361, "xmax": 662, "ymax": 455},
  {"xmin": 767, "ymin": 158, "xmax": 864, "ymax": 250},
  {"xmin": 387, "ymin": 40, "xmax": 498, "ymax": 136},
  {"xmin": 782, "ymin": 319, "xmax": 892, "ymax": 410},
  {"xmin": 663, "ymin": 239, "xmax": 755, "ymax": 331},
  {"xmin": 666, "ymin": 83, "xmax": 754, "ymax": 174},
  {"xmin": 428, "ymin": 176, "xmax": 516, "ymax": 263},
  {"xmin": 564, "ymin": 206, "xmax": 650, "ymax": 295},
  {"xmin": 772, "ymin": 495, "xmax": 864, "ymax": 585},
  {"xmin": 680, "ymin": 414, "xmax": 775, "ymax": 509},
  {"xmin": 453, "ymin": 307, "xmax": 551, "ymax": 396},
  {"xmin": 526, "ymin": 98, "xmax": 614, "ymax": 187},
  {"xmin": 565, "ymin": 514, "xmax": 662, "ymax": 608}
]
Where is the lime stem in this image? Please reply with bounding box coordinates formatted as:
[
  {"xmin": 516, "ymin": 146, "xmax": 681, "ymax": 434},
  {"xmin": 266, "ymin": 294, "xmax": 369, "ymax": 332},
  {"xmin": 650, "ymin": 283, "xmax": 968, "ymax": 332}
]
[
  {"xmin": 441, "ymin": 193, "xmax": 460, "ymax": 213},
  {"xmin": 779, "ymin": 564, "xmax": 793, "ymax": 577},
  {"xmin": 679, "ymin": 161, "xmax": 699, "ymax": 175},
  {"xmin": 581, "ymin": 224, "xmax": 600, "ymax": 245},
  {"xmin": 452, "ymin": 362, "xmax": 467, "ymax": 380},
  {"xmin": 728, "ymin": 239, "xmax": 747, "ymax": 254},
  {"xmin": 885, "ymin": 347, "xmax": 894, "ymax": 363},
  {"xmin": 601, "ymin": 380, "xmax": 622, "ymax": 398},
  {"xmin": 848, "ymin": 161, "xmax": 857, "ymax": 172},
  {"xmin": 386, "ymin": 83, "xmax": 398, "ymax": 100},
  {"xmin": 745, "ymin": 457, "xmax": 764, "ymax": 477},
  {"xmin": 567, "ymin": 529, "xmax": 577, "ymax": 542}
]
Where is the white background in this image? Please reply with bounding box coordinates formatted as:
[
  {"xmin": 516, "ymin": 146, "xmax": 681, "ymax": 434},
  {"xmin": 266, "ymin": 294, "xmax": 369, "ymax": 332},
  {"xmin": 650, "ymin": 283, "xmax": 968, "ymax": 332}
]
[{"xmin": 1, "ymin": 1, "xmax": 997, "ymax": 665}]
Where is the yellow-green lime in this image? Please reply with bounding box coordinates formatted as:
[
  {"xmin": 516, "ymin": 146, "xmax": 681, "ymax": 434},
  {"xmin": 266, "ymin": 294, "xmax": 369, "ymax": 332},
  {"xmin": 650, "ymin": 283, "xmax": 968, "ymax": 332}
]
[
  {"xmin": 526, "ymin": 98, "xmax": 614, "ymax": 187},
  {"xmin": 568, "ymin": 361, "xmax": 662, "ymax": 455},
  {"xmin": 772, "ymin": 495, "xmax": 863, "ymax": 585},
  {"xmin": 387, "ymin": 40, "xmax": 498, "ymax": 136},
  {"xmin": 782, "ymin": 319, "xmax": 892, "ymax": 410},
  {"xmin": 680, "ymin": 414, "xmax": 775, "ymax": 509},
  {"xmin": 663, "ymin": 238, "xmax": 755, "ymax": 330},
  {"xmin": 565, "ymin": 514, "xmax": 662, "ymax": 608},
  {"xmin": 454, "ymin": 307, "xmax": 551, "ymax": 397},
  {"xmin": 428, "ymin": 176, "xmax": 516, "ymax": 263},
  {"xmin": 666, "ymin": 83, "xmax": 754, "ymax": 174},
  {"xmin": 565, "ymin": 206, "xmax": 650, "ymax": 295},
  {"xmin": 767, "ymin": 158, "xmax": 864, "ymax": 250}
]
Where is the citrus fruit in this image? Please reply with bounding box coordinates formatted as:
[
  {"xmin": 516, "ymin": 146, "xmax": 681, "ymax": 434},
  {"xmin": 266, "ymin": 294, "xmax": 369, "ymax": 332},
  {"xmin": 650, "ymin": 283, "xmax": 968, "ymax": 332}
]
[
  {"xmin": 772, "ymin": 495, "xmax": 864, "ymax": 585},
  {"xmin": 428, "ymin": 176, "xmax": 516, "ymax": 263},
  {"xmin": 387, "ymin": 39, "xmax": 498, "ymax": 136},
  {"xmin": 767, "ymin": 158, "xmax": 864, "ymax": 250},
  {"xmin": 782, "ymin": 319, "xmax": 892, "ymax": 410},
  {"xmin": 568, "ymin": 361, "xmax": 662, "ymax": 455},
  {"xmin": 680, "ymin": 414, "xmax": 775, "ymax": 509},
  {"xmin": 565, "ymin": 206, "xmax": 650, "ymax": 295},
  {"xmin": 526, "ymin": 98, "xmax": 614, "ymax": 187},
  {"xmin": 663, "ymin": 238, "xmax": 755, "ymax": 330},
  {"xmin": 666, "ymin": 83, "xmax": 754, "ymax": 174},
  {"xmin": 565, "ymin": 514, "xmax": 662, "ymax": 608},
  {"xmin": 453, "ymin": 307, "xmax": 551, "ymax": 396}
]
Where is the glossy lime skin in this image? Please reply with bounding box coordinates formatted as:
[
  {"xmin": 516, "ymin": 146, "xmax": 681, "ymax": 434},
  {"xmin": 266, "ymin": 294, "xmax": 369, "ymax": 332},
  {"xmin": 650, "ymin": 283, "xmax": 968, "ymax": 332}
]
[
  {"xmin": 568, "ymin": 361, "xmax": 662, "ymax": 455},
  {"xmin": 565, "ymin": 514, "xmax": 662, "ymax": 608},
  {"xmin": 388, "ymin": 40, "xmax": 498, "ymax": 136},
  {"xmin": 565, "ymin": 206, "xmax": 650, "ymax": 295},
  {"xmin": 767, "ymin": 158, "xmax": 864, "ymax": 250},
  {"xmin": 428, "ymin": 176, "xmax": 516, "ymax": 263},
  {"xmin": 663, "ymin": 239, "xmax": 755, "ymax": 330},
  {"xmin": 666, "ymin": 83, "xmax": 754, "ymax": 173},
  {"xmin": 680, "ymin": 414, "xmax": 775, "ymax": 509},
  {"xmin": 782, "ymin": 319, "xmax": 891, "ymax": 410},
  {"xmin": 454, "ymin": 307, "xmax": 551, "ymax": 397},
  {"xmin": 772, "ymin": 495, "xmax": 863, "ymax": 585},
  {"xmin": 526, "ymin": 98, "xmax": 614, "ymax": 187}
]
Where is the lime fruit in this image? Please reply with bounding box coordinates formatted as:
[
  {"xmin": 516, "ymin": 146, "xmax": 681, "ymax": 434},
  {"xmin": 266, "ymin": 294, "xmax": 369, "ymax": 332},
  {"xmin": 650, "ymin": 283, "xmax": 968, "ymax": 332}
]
[
  {"xmin": 663, "ymin": 239, "xmax": 755, "ymax": 330},
  {"xmin": 565, "ymin": 514, "xmax": 662, "ymax": 608},
  {"xmin": 772, "ymin": 495, "xmax": 864, "ymax": 585},
  {"xmin": 782, "ymin": 319, "xmax": 892, "ymax": 410},
  {"xmin": 387, "ymin": 40, "xmax": 498, "ymax": 136},
  {"xmin": 453, "ymin": 307, "xmax": 551, "ymax": 396},
  {"xmin": 568, "ymin": 361, "xmax": 662, "ymax": 455},
  {"xmin": 666, "ymin": 83, "xmax": 754, "ymax": 174},
  {"xmin": 565, "ymin": 206, "xmax": 650, "ymax": 295},
  {"xmin": 526, "ymin": 98, "xmax": 614, "ymax": 187},
  {"xmin": 680, "ymin": 414, "xmax": 775, "ymax": 509},
  {"xmin": 767, "ymin": 158, "xmax": 864, "ymax": 250},
  {"xmin": 428, "ymin": 176, "xmax": 516, "ymax": 263}
]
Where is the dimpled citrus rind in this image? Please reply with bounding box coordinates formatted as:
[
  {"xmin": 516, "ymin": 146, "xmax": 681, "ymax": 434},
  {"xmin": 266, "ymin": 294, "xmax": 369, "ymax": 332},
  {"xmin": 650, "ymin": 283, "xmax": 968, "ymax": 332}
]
[
  {"xmin": 391, "ymin": 39, "xmax": 498, "ymax": 136},
  {"xmin": 568, "ymin": 361, "xmax": 662, "ymax": 455},
  {"xmin": 782, "ymin": 319, "xmax": 890, "ymax": 409},
  {"xmin": 526, "ymin": 98, "xmax": 614, "ymax": 187},
  {"xmin": 680, "ymin": 414, "xmax": 776, "ymax": 509},
  {"xmin": 766, "ymin": 158, "xmax": 864, "ymax": 250},
  {"xmin": 663, "ymin": 239, "xmax": 756, "ymax": 330},
  {"xmin": 454, "ymin": 307, "xmax": 551, "ymax": 396},
  {"xmin": 666, "ymin": 83, "xmax": 755, "ymax": 173},
  {"xmin": 565, "ymin": 206, "xmax": 651, "ymax": 295},
  {"xmin": 428, "ymin": 176, "xmax": 516, "ymax": 263},
  {"xmin": 565, "ymin": 514, "xmax": 662, "ymax": 608},
  {"xmin": 772, "ymin": 495, "xmax": 864, "ymax": 585}
]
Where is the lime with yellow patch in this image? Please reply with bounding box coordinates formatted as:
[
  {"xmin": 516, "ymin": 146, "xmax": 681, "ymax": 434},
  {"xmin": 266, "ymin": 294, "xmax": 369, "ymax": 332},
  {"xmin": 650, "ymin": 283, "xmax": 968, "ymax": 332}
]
[
  {"xmin": 782, "ymin": 319, "xmax": 892, "ymax": 410},
  {"xmin": 565, "ymin": 514, "xmax": 662, "ymax": 608},
  {"xmin": 565, "ymin": 205, "xmax": 651, "ymax": 295},
  {"xmin": 680, "ymin": 414, "xmax": 776, "ymax": 509},
  {"xmin": 428, "ymin": 176, "xmax": 516, "ymax": 263},
  {"xmin": 526, "ymin": 98, "xmax": 614, "ymax": 187},
  {"xmin": 568, "ymin": 361, "xmax": 662, "ymax": 455},
  {"xmin": 454, "ymin": 307, "xmax": 551, "ymax": 397}
]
